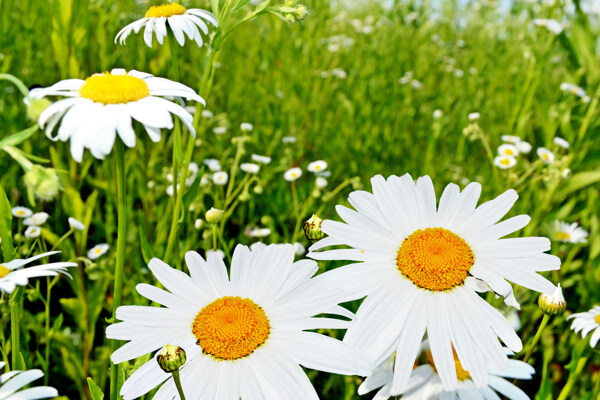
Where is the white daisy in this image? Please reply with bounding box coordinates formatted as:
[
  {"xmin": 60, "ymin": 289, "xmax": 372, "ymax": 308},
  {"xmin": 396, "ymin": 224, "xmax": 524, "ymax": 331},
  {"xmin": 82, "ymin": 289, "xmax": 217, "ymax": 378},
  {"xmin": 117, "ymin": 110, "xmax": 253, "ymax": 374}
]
[
  {"xmin": 282, "ymin": 136, "xmax": 297, "ymax": 143},
  {"xmin": 532, "ymin": 18, "xmax": 564, "ymax": 34},
  {"xmin": 468, "ymin": 112, "xmax": 480, "ymax": 121},
  {"xmin": 559, "ymin": 83, "xmax": 587, "ymax": 98},
  {"xmin": 494, "ymin": 155, "xmax": 517, "ymax": 169},
  {"xmin": 293, "ymin": 242, "xmax": 306, "ymax": 255},
  {"xmin": 316, "ymin": 177, "xmax": 328, "ymax": 188},
  {"xmin": 88, "ymin": 244, "xmax": 110, "ymax": 260},
  {"xmin": 201, "ymin": 110, "xmax": 214, "ymax": 119},
  {"xmin": 359, "ymin": 342, "xmax": 534, "ymax": 400},
  {"xmin": 12, "ymin": 207, "xmax": 32, "ymax": 218},
  {"xmin": 212, "ymin": 171, "xmax": 228, "ymax": 186},
  {"xmin": 24, "ymin": 226, "xmax": 42, "ymax": 239},
  {"xmin": 203, "ymin": 159, "xmax": 221, "ymax": 171},
  {"xmin": 500, "ymin": 135, "xmax": 521, "ymax": 144},
  {"xmin": 568, "ymin": 306, "xmax": 600, "ymax": 348},
  {"xmin": 251, "ymin": 154, "xmax": 271, "ymax": 164},
  {"xmin": 0, "ymin": 251, "xmax": 76, "ymax": 294},
  {"xmin": 33, "ymin": 68, "xmax": 204, "ymax": 162},
  {"xmin": 68, "ymin": 217, "xmax": 85, "ymax": 231},
  {"xmin": 106, "ymin": 244, "xmax": 372, "ymax": 400},
  {"xmin": 432, "ymin": 109, "xmax": 443, "ymax": 119},
  {"xmin": 240, "ymin": 122, "xmax": 254, "ymax": 132},
  {"xmin": 248, "ymin": 227, "xmax": 271, "ymax": 238},
  {"xmin": 309, "ymin": 174, "xmax": 560, "ymax": 391},
  {"xmin": 0, "ymin": 361, "xmax": 59, "ymax": 399},
  {"xmin": 240, "ymin": 163, "xmax": 260, "ymax": 174},
  {"xmin": 213, "ymin": 126, "xmax": 227, "ymax": 135},
  {"xmin": 516, "ymin": 141, "xmax": 532, "ymax": 154},
  {"xmin": 550, "ymin": 221, "xmax": 588, "ymax": 244},
  {"xmin": 537, "ymin": 148, "xmax": 555, "ymax": 164},
  {"xmin": 307, "ymin": 160, "xmax": 328, "ymax": 173},
  {"xmin": 284, "ymin": 167, "xmax": 302, "ymax": 182},
  {"xmin": 115, "ymin": 3, "xmax": 218, "ymax": 48},
  {"xmin": 23, "ymin": 212, "xmax": 49, "ymax": 226},
  {"xmin": 553, "ymin": 137, "xmax": 569, "ymax": 149},
  {"xmin": 497, "ymin": 144, "xmax": 519, "ymax": 157}
]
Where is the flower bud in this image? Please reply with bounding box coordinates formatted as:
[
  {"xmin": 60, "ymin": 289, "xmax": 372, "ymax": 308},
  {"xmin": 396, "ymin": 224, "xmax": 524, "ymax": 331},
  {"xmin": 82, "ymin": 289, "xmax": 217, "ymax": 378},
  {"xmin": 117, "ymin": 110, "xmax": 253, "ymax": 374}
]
[
  {"xmin": 205, "ymin": 207, "xmax": 224, "ymax": 224},
  {"xmin": 157, "ymin": 344, "xmax": 186, "ymax": 373},
  {"xmin": 26, "ymin": 98, "xmax": 52, "ymax": 121},
  {"xmin": 538, "ymin": 284, "xmax": 566, "ymax": 315},
  {"xmin": 23, "ymin": 165, "xmax": 62, "ymax": 203},
  {"xmin": 295, "ymin": 5, "xmax": 309, "ymax": 21},
  {"xmin": 303, "ymin": 214, "xmax": 325, "ymax": 241}
]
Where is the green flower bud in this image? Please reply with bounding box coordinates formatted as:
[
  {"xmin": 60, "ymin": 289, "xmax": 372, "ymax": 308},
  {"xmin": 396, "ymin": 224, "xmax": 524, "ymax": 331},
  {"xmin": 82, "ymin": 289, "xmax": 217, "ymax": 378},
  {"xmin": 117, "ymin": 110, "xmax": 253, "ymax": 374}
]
[
  {"xmin": 538, "ymin": 284, "xmax": 566, "ymax": 315},
  {"xmin": 26, "ymin": 98, "xmax": 52, "ymax": 121},
  {"xmin": 157, "ymin": 345, "xmax": 187, "ymax": 373},
  {"xmin": 295, "ymin": 5, "xmax": 308, "ymax": 21},
  {"xmin": 303, "ymin": 214, "xmax": 325, "ymax": 241},
  {"xmin": 205, "ymin": 207, "xmax": 224, "ymax": 224},
  {"xmin": 23, "ymin": 165, "xmax": 62, "ymax": 202},
  {"xmin": 285, "ymin": 13, "xmax": 297, "ymax": 23}
]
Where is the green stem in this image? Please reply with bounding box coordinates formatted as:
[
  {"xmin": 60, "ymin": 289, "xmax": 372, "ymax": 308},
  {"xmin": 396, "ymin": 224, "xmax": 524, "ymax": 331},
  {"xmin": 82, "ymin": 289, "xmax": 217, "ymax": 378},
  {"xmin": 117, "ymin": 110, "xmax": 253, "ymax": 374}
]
[
  {"xmin": 557, "ymin": 354, "xmax": 589, "ymax": 400},
  {"xmin": 50, "ymin": 228, "xmax": 74, "ymax": 251},
  {"xmin": 0, "ymin": 73, "xmax": 29, "ymax": 97},
  {"xmin": 110, "ymin": 141, "xmax": 127, "ymax": 400},
  {"xmin": 9, "ymin": 288, "xmax": 22, "ymax": 370},
  {"xmin": 172, "ymin": 370, "xmax": 187, "ymax": 400},
  {"xmin": 212, "ymin": 224, "xmax": 217, "ymax": 251},
  {"xmin": 522, "ymin": 313, "xmax": 550, "ymax": 364}
]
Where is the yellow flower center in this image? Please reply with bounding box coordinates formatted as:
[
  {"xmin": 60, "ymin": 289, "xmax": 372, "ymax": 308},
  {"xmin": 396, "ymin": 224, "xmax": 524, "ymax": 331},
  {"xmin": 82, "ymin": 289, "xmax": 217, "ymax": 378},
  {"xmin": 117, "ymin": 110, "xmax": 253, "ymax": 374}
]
[
  {"xmin": 500, "ymin": 158, "xmax": 510, "ymax": 166},
  {"xmin": 0, "ymin": 265, "xmax": 10, "ymax": 279},
  {"xmin": 542, "ymin": 153, "xmax": 550, "ymax": 161},
  {"xmin": 595, "ymin": 314, "xmax": 600, "ymax": 324},
  {"xmin": 426, "ymin": 349, "xmax": 471, "ymax": 381},
  {"xmin": 505, "ymin": 149, "xmax": 514, "ymax": 155},
  {"xmin": 397, "ymin": 227, "xmax": 474, "ymax": 292},
  {"xmin": 15, "ymin": 211, "xmax": 26, "ymax": 216},
  {"xmin": 555, "ymin": 232, "xmax": 571, "ymax": 241},
  {"xmin": 192, "ymin": 296, "xmax": 270, "ymax": 360},
  {"xmin": 79, "ymin": 73, "xmax": 150, "ymax": 104},
  {"xmin": 145, "ymin": 3, "xmax": 187, "ymax": 18}
]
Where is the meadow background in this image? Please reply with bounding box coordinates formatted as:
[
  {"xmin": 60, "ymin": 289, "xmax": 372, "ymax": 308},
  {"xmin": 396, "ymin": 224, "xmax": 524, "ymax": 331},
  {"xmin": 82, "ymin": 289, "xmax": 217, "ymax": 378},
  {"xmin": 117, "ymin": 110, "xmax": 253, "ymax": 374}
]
[{"xmin": 0, "ymin": 0, "xmax": 599, "ymax": 398}]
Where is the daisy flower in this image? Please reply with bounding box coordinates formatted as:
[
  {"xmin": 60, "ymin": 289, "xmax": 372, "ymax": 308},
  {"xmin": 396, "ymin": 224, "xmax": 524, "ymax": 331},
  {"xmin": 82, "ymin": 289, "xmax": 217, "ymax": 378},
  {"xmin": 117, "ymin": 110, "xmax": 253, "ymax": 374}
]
[
  {"xmin": 68, "ymin": 217, "xmax": 85, "ymax": 231},
  {"xmin": 309, "ymin": 174, "xmax": 560, "ymax": 391},
  {"xmin": 433, "ymin": 109, "xmax": 443, "ymax": 119},
  {"xmin": 359, "ymin": 342, "xmax": 534, "ymax": 400},
  {"xmin": 307, "ymin": 160, "xmax": 328, "ymax": 173},
  {"xmin": 316, "ymin": 177, "xmax": 328, "ymax": 188},
  {"xmin": 537, "ymin": 148, "xmax": 555, "ymax": 164},
  {"xmin": 516, "ymin": 141, "xmax": 532, "ymax": 154},
  {"xmin": 282, "ymin": 136, "xmax": 297, "ymax": 143},
  {"xmin": 501, "ymin": 135, "xmax": 521, "ymax": 144},
  {"xmin": 497, "ymin": 144, "xmax": 519, "ymax": 157},
  {"xmin": 33, "ymin": 68, "xmax": 204, "ymax": 162},
  {"xmin": 247, "ymin": 227, "xmax": 271, "ymax": 238},
  {"xmin": 559, "ymin": 83, "xmax": 587, "ymax": 99},
  {"xmin": 23, "ymin": 212, "xmax": 49, "ymax": 226},
  {"xmin": 0, "ymin": 251, "xmax": 76, "ymax": 294},
  {"xmin": 240, "ymin": 163, "xmax": 260, "ymax": 174},
  {"xmin": 494, "ymin": 155, "xmax": 517, "ymax": 169},
  {"xmin": 0, "ymin": 361, "xmax": 58, "ymax": 399},
  {"xmin": 553, "ymin": 137, "xmax": 569, "ymax": 149},
  {"xmin": 284, "ymin": 167, "xmax": 302, "ymax": 182},
  {"xmin": 468, "ymin": 112, "xmax": 480, "ymax": 121},
  {"xmin": 88, "ymin": 244, "xmax": 110, "ymax": 260},
  {"xmin": 568, "ymin": 306, "xmax": 600, "ymax": 348},
  {"xmin": 240, "ymin": 122, "xmax": 254, "ymax": 132},
  {"xmin": 293, "ymin": 241, "xmax": 306, "ymax": 255},
  {"xmin": 532, "ymin": 18, "xmax": 564, "ymax": 34},
  {"xmin": 24, "ymin": 226, "xmax": 42, "ymax": 239},
  {"xmin": 201, "ymin": 110, "xmax": 214, "ymax": 119},
  {"xmin": 203, "ymin": 159, "xmax": 221, "ymax": 171},
  {"xmin": 11, "ymin": 207, "xmax": 32, "ymax": 218},
  {"xmin": 550, "ymin": 221, "xmax": 588, "ymax": 244},
  {"xmin": 212, "ymin": 171, "xmax": 228, "ymax": 186},
  {"xmin": 251, "ymin": 154, "xmax": 271, "ymax": 164},
  {"xmin": 213, "ymin": 126, "xmax": 227, "ymax": 135},
  {"xmin": 106, "ymin": 244, "xmax": 372, "ymax": 400},
  {"xmin": 115, "ymin": 3, "xmax": 218, "ymax": 48}
]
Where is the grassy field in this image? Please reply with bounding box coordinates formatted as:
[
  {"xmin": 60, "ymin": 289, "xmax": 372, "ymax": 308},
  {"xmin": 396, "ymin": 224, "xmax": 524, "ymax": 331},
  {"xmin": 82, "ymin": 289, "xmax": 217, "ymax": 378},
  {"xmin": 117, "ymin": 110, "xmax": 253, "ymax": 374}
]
[{"xmin": 0, "ymin": 0, "xmax": 599, "ymax": 398}]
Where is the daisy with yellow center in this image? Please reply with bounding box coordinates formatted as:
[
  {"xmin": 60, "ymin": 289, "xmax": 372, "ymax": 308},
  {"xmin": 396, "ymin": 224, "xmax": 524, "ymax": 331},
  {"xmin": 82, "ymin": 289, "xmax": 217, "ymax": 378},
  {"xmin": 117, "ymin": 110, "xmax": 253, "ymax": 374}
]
[
  {"xmin": 537, "ymin": 147, "xmax": 555, "ymax": 164},
  {"xmin": 568, "ymin": 306, "xmax": 600, "ymax": 348},
  {"xmin": 307, "ymin": 160, "xmax": 328, "ymax": 173},
  {"xmin": 497, "ymin": 143, "xmax": 519, "ymax": 157},
  {"xmin": 284, "ymin": 167, "xmax": 302, "ymax": 181},
  {"xmin": 359, "ymin": 341, "xmax": 535, "ymax": 400},
  {"xmin": 550, "ymin": 220, "xmax": 588, "ymax": 244},
  {"xmin": 106, "ymin": 243, "xmax": 372, "ymax": 400},
  {"xmin": 309, "ymin": 173, "xmax": 560, "ymax": 392},
  {"xmin": 115, "ymin": 3, "xmax": 218, "ymax": 48},
  {"xmin": 0, "ymin": 251, "xmax": 76, "ymax": 294},
  {"xmin": 31, "ymin": 68, "xmax": 204, "ymax": 162},
  {"xmin": 494, "ymin": 155, "xmax": 517, "ymax": 169}
]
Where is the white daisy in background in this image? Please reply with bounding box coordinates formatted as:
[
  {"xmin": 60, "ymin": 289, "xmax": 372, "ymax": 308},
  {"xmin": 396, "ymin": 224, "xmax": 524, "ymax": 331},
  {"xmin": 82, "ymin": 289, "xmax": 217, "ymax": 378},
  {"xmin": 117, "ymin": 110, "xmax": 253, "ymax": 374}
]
[
  {"xmin": 497, "ymin": 144, "xmax": 519, "ymax": 157},
  {"xmin": 203, "ymin": 158, "xmax": 221, "ymax": 171},
  {"xmin": 560, "ymin": 82, "xmax": 587, "ymax": 99},
  {"xmin": 251, "ymin": 154, "xmax": 271, "ymax": 164},
  {"xmin": 432, "ymin": 109, "xmax": 443, "ymax": 119},
  {"xmin": 206, "ymin": 249, "xmax": 225, "ymax": 259},
  {"xmin": 553, "ymin": 137, "xmax": 570, "ymax": 149},
  {"xmin": 88, "ymin": 244, "xmax": 110, "ymax": 260},
  {"xmin": 568, "ymin": 306, "xmax": 600, "ymax": 348},
  {"xmin": 0, "ymin": 361, "xmax": 59, "ymax": 399},
  {"xmin": 106, "ymin": 244, "xmax": 372, "ymax": 400},
  {"xmin": 24, "ymin": 226, "xmax": 42, "ymax": 239},
  {"xmin": 0, "ymin": 251, "xmax": 76, "ymax": 294},
  {"xmin": 537, "ymin": 147, "xmax": 555, "ymax": 164},
  {"xmin": 501, "ymin": 135, "xmax": 521, "ymax": 144},
  {"xmin": 293, "ymin": 242, "xmax": 306, "ymax": 255},
  {"xmin": 309, "ymin": 174, "xmax": 560, "ymax": 391},
  {"xmin": 494, "ymin": 155, "xmax": 517, "ymax": 169},
  {"xmin": 248, "ymin": 227, "xmax": 271, "ymax": 238},
  {"xmin": 115, "ymin": 3, "xmax": 218, "ymax": 48},
  {"xmin": 33, "ymin": 68, "xmax": 204, "ymax": 162},
  {"xmin": 282, "ymin": 136, "xmax": 297, "ymax": 143},
  {"xmin": 213, "ymin": 126, "xmax": 227, "ymax": 135},
  {"xmin": 68, "ymin": 217, "xmax": 85, "ymax": 231},
  {"xmin": 240, "ymin": 163, "xmax": 260, "ymax": 174},
  {"xmin": 468, "ymin": 112, "xmax": 480, "ymax": 121},
  {"xmin": 516, "ymin": 140, "xmax": 532, "ymax": 154},
  {"xmin": 561, "ymin": 168, "xmax": 572, "ymax": 178},
  {"xmin": 240, "ymin": 122, "xmax": 254, "ymax": 132},
  {"xmin": 201, "ymin": 110, "xmax": 214, "ymax": 119},
  {"xmin": 12, "ymin": 207, "xmax": 32, "ymax": 218},
  {"xmin": 550, "ymin": 220, "xmax": 588, "ymax": 244},
  {"xmin": 284, "ymin": 167, "xmax": 302, "ymax": 182},
  {"xmin": 23, "ymin": 212, "xmax": 49, "ymax": 226},
  {"xmin": 307, "ymin": 160, "xmax": 328, "ymax": 173},
  {"xmin": 532, "ymin": 18, "xmax": 564, "ymax": 34},
  {"xmin": 316, "ymin": 177, "xmax": 328, "ymax": 188},
  {"xmin": 212, "ymin": 171, "xmax": 228, "ymax": 186},
  {"xmin": 359, "ymin": 342, "xmax": 534, "ymax": 400}
]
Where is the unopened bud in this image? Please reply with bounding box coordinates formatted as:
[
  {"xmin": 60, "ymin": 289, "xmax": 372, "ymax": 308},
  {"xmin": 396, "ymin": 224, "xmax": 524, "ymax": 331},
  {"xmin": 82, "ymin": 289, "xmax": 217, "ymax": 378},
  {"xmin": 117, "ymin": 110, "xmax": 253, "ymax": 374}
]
[
  {"xmin": 157, "ymin": 344, "xmax": 186, "ymax": 373},
  {"xmin": 285, "ymin": 13, "xmax": 296, "ymax": 23},
  {"xmin": 26, "ymin": 98, "xmax": 52, "ymax": 121},
  {"xmin": 538, "ymin": 284, "xmax": 566, "ymax": 315},
  {"xmin": 295, "ymin": 5, "xmax": 308, "ymax": 21},
  {"xmin": 23, "ymin": 165, "xmax": 62, "ymax": 202},
  {"xmin": 303, "ymin": 214, "xmax": 325, "ymax": 241},
  {"xmin": 205, "ymin": 207, "xmax": 224, "ymax": 224}
]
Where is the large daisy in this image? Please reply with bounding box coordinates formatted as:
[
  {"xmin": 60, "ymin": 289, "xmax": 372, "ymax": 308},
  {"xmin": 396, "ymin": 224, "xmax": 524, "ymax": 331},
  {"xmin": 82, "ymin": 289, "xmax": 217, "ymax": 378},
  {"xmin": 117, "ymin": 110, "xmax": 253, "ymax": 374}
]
[
  {"xmin": 308, "ymin": 173, "xmax": 560, "ymax": 392},
  {"xmin": 115, "ymin": 3, "xmax": 218, "ymax": 48},
  {"xmin": 359, "ymin": 342, "xmax": 534, "ymax": 400},
  {"xmin": 33, "ymin": 68, "xmax": 204, "ymax": 162},
  {"xmin": 0, "ymin": 361, "xmax": 58, "ymax": 399},
  {"xmin": 106, "ymin": 243, "xmax": 372, "ymax": 399},
  {"xmin": 0, "ymin": 251, "xmax": 76, "ymax": 294}
]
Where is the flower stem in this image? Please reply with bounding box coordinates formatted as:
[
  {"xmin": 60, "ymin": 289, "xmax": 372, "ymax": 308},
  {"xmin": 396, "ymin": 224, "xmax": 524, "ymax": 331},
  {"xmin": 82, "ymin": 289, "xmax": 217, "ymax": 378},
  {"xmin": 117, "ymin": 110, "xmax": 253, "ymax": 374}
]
[
  {"xmin": 9, "ymin": 287, "xmax": 22, "ymax": 369},
  {"xmin": 172, "ymin": 370, "xmax": 187, "ymax": 400},
  {"xmin": 557, "ymin": 353, "xmax": 589, "ymax": 400},
  {"xmin": 523, "ymin": 313, "xmax": 550, "ymax": 364},
  {"xmin": 109, "ymin": 140, "xmax": 128, "ymax": 400}
]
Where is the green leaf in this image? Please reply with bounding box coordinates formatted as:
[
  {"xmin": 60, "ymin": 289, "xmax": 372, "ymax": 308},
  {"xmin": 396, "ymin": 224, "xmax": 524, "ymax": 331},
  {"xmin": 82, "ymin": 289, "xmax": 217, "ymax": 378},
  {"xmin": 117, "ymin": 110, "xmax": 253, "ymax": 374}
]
[
  {"xmin": 556, "ymin": 171, "xmax": 600, "ymax": 201},
  {"xmin": 139, "ymin": 226, "xmax": 155, "ymax": 265},
  {"xmin": 87, "ymin": 377, "xmax": 105, "ymax": 400},
  {"xmin": 0, "ymin": 184, "xmax": 15, "ymax": 261},
  {"xmin": 255, "ymin": 0, "xmax": 271, "ymax": 13},
  {"xmin": 0, "ymin": 125, "xmax": 39, "ymax": 147}
]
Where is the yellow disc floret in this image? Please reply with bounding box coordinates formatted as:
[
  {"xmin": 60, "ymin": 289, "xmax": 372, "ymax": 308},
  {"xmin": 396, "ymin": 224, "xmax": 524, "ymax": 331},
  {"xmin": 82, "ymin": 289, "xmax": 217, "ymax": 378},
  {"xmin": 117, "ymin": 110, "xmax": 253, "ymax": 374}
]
[
  {"xmin": 595, "ymin": 314, "xmax": 600, "ymax": 325},
  {"xmin": 397, "ymin": 227, "xmax": 474, "ymax": 292},
  {"xmin": 426, "ymin": 348, "xmax": 471, "ymax": 381},
  {"xmin": 0, "ymin": 265, "xmax": 10, "ymax": 279},
  {"xmin": 555, "ymin": 232, "xmax": 571, "ymax": 241},
  {"xmin": 145, "ymin": 3, "xmax": 187, "ymax": 18},
  {"xmin": 79, "ymin": 73, "xmax": 150, "ymax": 104},
  {"xmin": 192, "ymin": 296, "xmax": 270, "ymax": 360}
]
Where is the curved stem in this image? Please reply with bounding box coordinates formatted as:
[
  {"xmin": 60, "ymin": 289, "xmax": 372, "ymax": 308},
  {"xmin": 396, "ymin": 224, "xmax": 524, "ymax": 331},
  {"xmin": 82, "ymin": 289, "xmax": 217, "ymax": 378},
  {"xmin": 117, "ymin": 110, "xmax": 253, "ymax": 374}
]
[
  {"xmin": 557, "ymin": 354, "xmax": 589, "ymax": 400},
  {"xmin": 0, "ymin": 73, "xmax": 29, "ymax": 97},
  {"xmin": 522, "ymin": 313, "xmax": 550, "ymax": 364}
]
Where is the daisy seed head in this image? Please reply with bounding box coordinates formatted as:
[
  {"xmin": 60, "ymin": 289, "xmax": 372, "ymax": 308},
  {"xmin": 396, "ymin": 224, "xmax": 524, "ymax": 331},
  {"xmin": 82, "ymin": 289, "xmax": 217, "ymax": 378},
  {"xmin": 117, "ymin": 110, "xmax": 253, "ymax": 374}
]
[
  {"xmin": 303, "ymin": 214, "xmax": 325, "ymax": 240},
  {"xmin": 538, "ymin": 284, "xmax": 566, "ymax": 315},
  {"xmin": 157, "ymin": 344, "xmax": 187, "ymax": 373},
  {"xmin": 205, "ymin": 207, "xmax": 224, "ymax": 224}
]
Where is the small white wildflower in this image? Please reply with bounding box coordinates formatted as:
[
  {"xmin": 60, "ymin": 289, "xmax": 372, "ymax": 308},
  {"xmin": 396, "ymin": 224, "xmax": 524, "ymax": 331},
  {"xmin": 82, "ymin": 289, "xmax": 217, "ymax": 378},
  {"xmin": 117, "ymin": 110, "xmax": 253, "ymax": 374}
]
[
  {"xmin": 550, "ymin": 220, "xmax": 588, "ymax": 243},
  {"xmin": 454, "ymin": 69, "xmax": 464, "ymax": 78},
  {"xmin": 497, "ymin": 144, "xmax": 519, "ymax": 157},
  {"xmin": 293, "ymin": 241, "xmax": 306, "ymax": 255},
  {"xmin": 194, "ymin": 219, "xmax": 203, "ymax": 230},
  {"xmin": 432, "ymin": 109, "xmax": 443, "ymax": 119},
  {"xmin": 249, "ymin": 228, "xmax": 271, "ymax": 238},
  {"xmin": 307, "ymin": 160, "xmax": 328, "ymax": 173},
  {"xmin": 537, "ymin": 147, "xmax": 555, "ymax": 164},
  {"xmin": 332, "ymin": 68, "xmax": 347, "ymax": 79},
  {"xmin": 316, "ymin": 177, "xmax": 328, "ymax": 188},
  {"xmin": 561, "ymin": 168, "xmax": 572, "ymax": 178},
  {"xmin": 212, "ymin": 171, "xmax": 229, "ymax": 186},
  {"xmin": 494, "ymin": 155, "xmax": 517, "ymax": 169},
  {"xmin": 284, "ymin": 167, "xmax": 302, "ymax": 181},
  {"xmin": 68, "ymin": 217, "xmax": 85, "ymax": 231},
  {"xmin": 240, "ymin": 163, "xmax": 260, "ymax": 174},
  {"xmin": 24, "ymin": 226, "xmax": 42, "ymax": 239},
  {"xmin": 24, "ymin": 212, "xmax": 49, "ymax": 226},
  {"xmin": 553, "ymin": 137, "xmax": 570, "ymax": 149},
  {"xmin": 213, "ymin": 126, "xmax": 227, "ymax": 135},
  {"xmin": 12, "ymin": 207, "xmax": 32, "ymax": 218},
  {"xmin": 206, "ymin": 249, "xmax": 225, "ymax": 259},
  {"xmin": 468, "ymin": 112, "xmax": 480, "ymax": 121},
  {"xmin": 88, "ymin": 243, "xmax": 109, "ymax": 260},
  {"xmin": 251, "ymin": 154, "xmax": 271, "ymax": 164},
  {"xmin": 240, "ymin": 122, "xmax": 254, "ymax": 132},
  {"xmin": 516, "ymin": 141, "xmax": 532, "ymax": 154},
  {"xmin": 282, "ymin": 136, "xmax": 297, "ymax": 143},
  {"xmin": 203, "ymin": 159, "xmax": 221, "ymax": 171},
  {"xmin": 201, "ymin": 110, "xmax": 214, "ymax": 119},
  {"xmin": 501, "ymin": 135, "xmax": 521, "ymax": 144}
]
